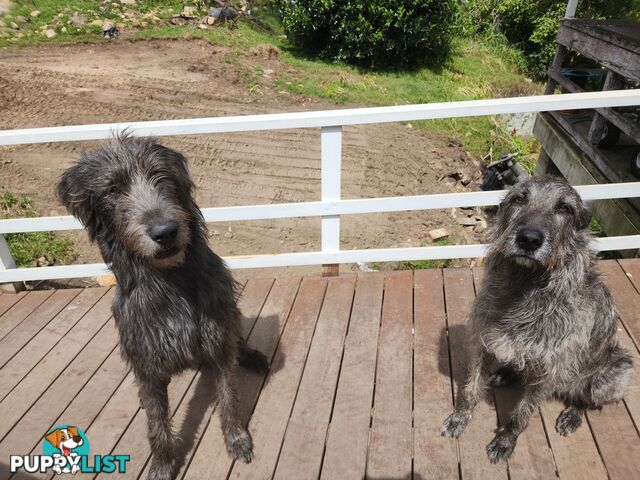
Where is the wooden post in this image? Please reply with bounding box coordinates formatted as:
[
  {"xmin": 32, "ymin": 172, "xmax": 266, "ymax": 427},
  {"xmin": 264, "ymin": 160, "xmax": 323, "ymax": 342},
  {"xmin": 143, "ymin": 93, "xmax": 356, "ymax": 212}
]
[
  {"xmin": 321, "ymin": 126, "xmax": 342, "ymax": 277},
  {"xmin": 588, "ymin": 70, "xmax": 624, "ymax": 145},
  {"xmin": 0, "ymin": 235, "xmax": 23, "ymax": 293}
]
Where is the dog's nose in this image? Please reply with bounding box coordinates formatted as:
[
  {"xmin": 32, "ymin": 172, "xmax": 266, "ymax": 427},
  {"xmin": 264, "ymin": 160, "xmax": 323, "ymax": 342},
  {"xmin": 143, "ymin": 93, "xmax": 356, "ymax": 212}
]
[
  {"xmin": 149, "ymin": 221, "xmax": 179, "ymax": 244},
  {"xmin": 73, "ymin": 435, "xmax": 82, "ymax": 443},
  {"xmin": 516, "ymin": 228, "xmax": 544, "ymax": 251}
]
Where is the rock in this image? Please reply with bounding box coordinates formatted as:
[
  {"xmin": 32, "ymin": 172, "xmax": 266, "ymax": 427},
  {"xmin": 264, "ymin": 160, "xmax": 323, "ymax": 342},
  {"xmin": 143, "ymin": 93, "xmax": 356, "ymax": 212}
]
[
  {"xmin": 95, "ymin": 274, "xmax": 117, "ymax": 287},
  {"xmin": 61, "ymin": 26, "xmax": 67, "ymax": 33},
  {"xmin": 10, "ymin": 22, "xmax": 18, "ymax": 30},
  {"xmin": 0, "ymin": 8, "xmax": 6, "ymax": 17},
  {"xmin": 428, "ymin": 228, "xmax": 449, "ymax": 241},
  {"xmin": 197, "ymin": 23, "xmax": 208, "ymax": 29},
  {"xmin": 91, "ymin": 19, "xmax": 103, "ymax": 27},
  {"xmin": 121, "ymin": 0, "xmax": 137, "ymax": 4},
  {"xmin": 71, "ymin": 13, "xmax": 87, "ymax": 27},
  {"xmin": 15, "ymin": 16, "xmax": 26, "ymax": 23},
  {"xmin": 102, "ymin": 20, "xmax": 115, "ymax": 31},
  {"xmin": 461, "ymin": 174, "xmax": 472, "ymax": 186},
  {"xmin": 223, "ymin": 228, "xmax": 233, "ymax": 239},
  {"xmin": 182, "ymin": 5, "xmax": 197, "ymax": 17},
  {"xmin": 31, "ymin": 10, "xmax": 41, "ymax": 18},
  {"xmin": 204, "ymin": 15, "xmax": 216, "ymax": 25},
  {"xmin": 44, "ymin": 29, "xmax": 57, "ymax": 39},
  {"xmin": 457, "ymin": 217, "xmax": 477, "ymax": 227}
]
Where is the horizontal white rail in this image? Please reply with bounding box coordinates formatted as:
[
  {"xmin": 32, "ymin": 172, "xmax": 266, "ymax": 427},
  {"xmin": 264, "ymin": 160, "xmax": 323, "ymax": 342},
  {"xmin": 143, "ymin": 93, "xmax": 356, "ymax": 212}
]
[
  {"xmin": 0, "ymin": 90, "xmax": 638, "ymax": 146},
  {"xmin": 0, "ymin": 235, "xmax": 638, "ymax": 283},
  {"xmin": 0, "ymin": 182, "xmax": 638, "ymax": 234}
]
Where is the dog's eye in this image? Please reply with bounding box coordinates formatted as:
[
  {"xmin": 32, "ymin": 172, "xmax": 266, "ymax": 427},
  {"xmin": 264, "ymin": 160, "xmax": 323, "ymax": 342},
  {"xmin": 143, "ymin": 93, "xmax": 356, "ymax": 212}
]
[
  {"xmin": 557, "ymin": 204, "xmax": 572, "ymax": 215},
  {"xmin": 107, "ymin": 183, "xmax": 120, "ymax": 195},
  {"xmin": 511, "ymin": 195, "xmax": 525, "ymax": 205}
]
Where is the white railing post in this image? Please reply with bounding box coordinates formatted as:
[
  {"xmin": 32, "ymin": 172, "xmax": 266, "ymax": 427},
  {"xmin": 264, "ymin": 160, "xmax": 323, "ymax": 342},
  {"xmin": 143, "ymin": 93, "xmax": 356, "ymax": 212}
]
[
  {"xmin": 321, "ymin": 126, "xmax": 342, "ymax": 276},
  {"xmin": 0, "ymin": 235, "xmax": 21, "ymax": 293},
  {"xmin": 565, "ymin": 0, "xmax": 579, "ymax": 18}
]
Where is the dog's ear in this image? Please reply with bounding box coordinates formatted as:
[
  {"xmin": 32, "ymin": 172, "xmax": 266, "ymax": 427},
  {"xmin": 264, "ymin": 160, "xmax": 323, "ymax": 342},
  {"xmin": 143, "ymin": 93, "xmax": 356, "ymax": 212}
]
[
  {"xmin": 68, "ymin": 426, "xmax": 79, "ymax": 437},
  {"xmin": 45, "ymin": 429, "xmax": 62, "ymax": 448},
  {"xmin": 576, "ymin": 205, "xmax": 592, "ymax": 230},
  {"xmin": 57, "ymin": 162, "xmax": 103, "ymax": 242}
]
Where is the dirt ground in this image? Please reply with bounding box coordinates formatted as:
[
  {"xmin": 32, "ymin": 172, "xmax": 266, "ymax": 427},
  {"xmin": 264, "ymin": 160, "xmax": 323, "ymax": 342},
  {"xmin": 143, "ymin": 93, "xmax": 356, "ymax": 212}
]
[{"xmin": 0, "ymin": 39, "xmax": 484, "ymax": 280}]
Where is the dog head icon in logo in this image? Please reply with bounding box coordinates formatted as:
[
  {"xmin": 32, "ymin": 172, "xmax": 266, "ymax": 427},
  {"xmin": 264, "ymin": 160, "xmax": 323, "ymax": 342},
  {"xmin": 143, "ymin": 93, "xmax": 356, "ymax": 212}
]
[{"xmin": 43, "ymin": 425, "xmax": 90, "ymax": 475}]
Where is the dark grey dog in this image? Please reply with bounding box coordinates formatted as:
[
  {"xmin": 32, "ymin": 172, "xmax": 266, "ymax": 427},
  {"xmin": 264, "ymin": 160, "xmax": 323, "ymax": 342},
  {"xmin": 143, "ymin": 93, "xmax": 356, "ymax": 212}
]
[
  {"xmin": 57, "ymin": 136, "xmax": 268, "ymax": 480},
  {"xmin": 441, "ymin": 175, "xmax": 633, "ymax": 463}
]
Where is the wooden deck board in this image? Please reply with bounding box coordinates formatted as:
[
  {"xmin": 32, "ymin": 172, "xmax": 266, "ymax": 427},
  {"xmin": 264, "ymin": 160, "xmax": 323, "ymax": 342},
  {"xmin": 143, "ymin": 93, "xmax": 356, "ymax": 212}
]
[
  {"xmin": 1, "ymin": 260, "xmax": 639, "ymax": 480},
  {"xmin": 321, "ymin": 273, "xmax": 384, "ymax": 480}
]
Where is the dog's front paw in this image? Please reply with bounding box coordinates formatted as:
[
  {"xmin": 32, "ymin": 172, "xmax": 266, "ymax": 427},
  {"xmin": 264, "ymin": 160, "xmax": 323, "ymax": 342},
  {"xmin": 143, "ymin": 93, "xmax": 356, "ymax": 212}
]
[
  {"xmin": 148, "ymin": 456, "xmax": 175, "ymax": 480},
  {"xmin": 52, "ymin": 465, "xmax": 62, "ymax": 475},
  {"xmin": 225, "ymin": 426, "xmax": 254, "ymax": 464},
  {"xmin": 556, "ymin": 408, "xmax": 582, "ymax": 436},
  {"xmin": 441, "ymin": 410, "xmax": 471, "ymax": 438},
  {"xmin": 486, "ymin": 430, "xmax": 516, "ymax": 464}
]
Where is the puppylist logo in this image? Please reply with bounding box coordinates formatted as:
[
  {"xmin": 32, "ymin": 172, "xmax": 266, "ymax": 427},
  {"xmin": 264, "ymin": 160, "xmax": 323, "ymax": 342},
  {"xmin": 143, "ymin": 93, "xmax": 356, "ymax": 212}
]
[{"xmin": 10, "ymin": 424, "xmax": 130, "ymax": 475}]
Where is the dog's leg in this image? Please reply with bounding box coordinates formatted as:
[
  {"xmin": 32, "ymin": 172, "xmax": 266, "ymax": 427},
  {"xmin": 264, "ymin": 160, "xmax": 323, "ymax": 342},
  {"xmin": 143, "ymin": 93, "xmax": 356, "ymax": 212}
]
[
  {"xmin": 137, "ymin": 376, "xmax": 175, "ymax": 480},
  {"xmin": 217, "ymin": 366, "xmax": 254, "ymax": 464},
  {"xmin": 486, "ymin": 383, "xmax": 545, "ymax": 463},
  {"xmin": 441, "ymin": 344, "xmax": 490, "ymax": 438},
  {"xmin": 556, "ymin": 404, "xmax": 584, "ymax": 436}
]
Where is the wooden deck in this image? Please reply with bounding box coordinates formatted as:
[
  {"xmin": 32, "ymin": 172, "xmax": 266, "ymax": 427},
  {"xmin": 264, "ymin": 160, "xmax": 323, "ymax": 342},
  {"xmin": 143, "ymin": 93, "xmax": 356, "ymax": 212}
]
[{"xmin": 0, "ymin": 259, "xmax": 639, "ymax": 480}]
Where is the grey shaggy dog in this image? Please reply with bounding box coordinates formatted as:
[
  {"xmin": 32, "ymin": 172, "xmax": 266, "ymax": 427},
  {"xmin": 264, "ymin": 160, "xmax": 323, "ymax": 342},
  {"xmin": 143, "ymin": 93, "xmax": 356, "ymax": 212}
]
[
  {"xmin": 57, "ymin": 136, "xmax": 269, "ymax": 480},
  {"xmin": 441, "ymin": 175, "xmax": 633, "ymax": 463}
]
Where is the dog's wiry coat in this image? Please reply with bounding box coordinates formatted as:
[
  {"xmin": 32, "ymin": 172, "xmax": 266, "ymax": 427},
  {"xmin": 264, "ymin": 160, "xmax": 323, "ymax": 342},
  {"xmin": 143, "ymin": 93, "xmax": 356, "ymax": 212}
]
[
  {"xmin": 441, "ymin": 176, "xmax": 633, "ymax": 463},
  {"xmin": 57, "ymin": 136, "xmax": 268, "ymax": 480}
]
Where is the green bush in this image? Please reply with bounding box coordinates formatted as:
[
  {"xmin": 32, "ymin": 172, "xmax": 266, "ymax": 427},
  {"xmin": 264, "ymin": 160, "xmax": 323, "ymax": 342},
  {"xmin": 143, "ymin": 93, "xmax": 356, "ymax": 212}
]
[
  {"xmin": 279, "ymin": 0, "xmax": 460, "ymax": 69},
  {"xmin": 463, "ymin": 0, "xmax": 640, "ymax": 79}
]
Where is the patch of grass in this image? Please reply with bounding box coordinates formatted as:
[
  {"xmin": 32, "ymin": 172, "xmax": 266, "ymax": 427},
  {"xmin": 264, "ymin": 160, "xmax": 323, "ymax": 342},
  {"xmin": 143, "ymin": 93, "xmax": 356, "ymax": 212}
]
[
  {"xmin": 0, "ymin": 192, "xmax": 74, "ymax": 268},
  {"xmin": 404, "ymin": 237, "xmax": 453, "ymax": 270}
]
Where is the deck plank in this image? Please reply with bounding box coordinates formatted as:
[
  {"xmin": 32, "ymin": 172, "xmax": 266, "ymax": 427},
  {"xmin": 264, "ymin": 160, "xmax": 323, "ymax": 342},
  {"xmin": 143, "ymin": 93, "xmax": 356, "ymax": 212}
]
[
  {"xmin": 321, "ymin": 272, "xmax": 384, "ymax": 480},
  {"xmin": 443, "ymin": 267, "xmax": 508, "ymax": 480},
  {"xmin": 273, "ymin": 275, "xmax": 356, "ymax": 480},
  {"xmin": 186, "ymin": 275, "xmax": 306, "ymax": 480},
  {"xmin": 0, "ymin": 290, "xmax": 28, "ymax": 318},
  {"xmin": 0, "ymin": 288, "xmax": 107, "ymax": 400},
  {"xmin": 618, "ymin": 259, "xmax": 640, "ymax": 294},
  {"xmin": 413, "ymin": 268, "xmax": 459, "ymax": 479},
  {"xmin": 0, "ymin": 290, "xmax": 54, "ymax": 340},
  {"xmin": 599, "ymin": 260, "xmax": 640, "ymax": 350},
  {"xmin": 119, "ymin": 278, "xmax": 276, "ymax": 480},
  {"xmin": 367, "ymin": 270, "xmax": 414, "ymax": 479},
  {"xmin": 227, "ymin": 276, "xmax": 327, "ymax": 480},
  {"xmin": 0, "ymin": 289, "xmax": 114, "ymax": 441}
]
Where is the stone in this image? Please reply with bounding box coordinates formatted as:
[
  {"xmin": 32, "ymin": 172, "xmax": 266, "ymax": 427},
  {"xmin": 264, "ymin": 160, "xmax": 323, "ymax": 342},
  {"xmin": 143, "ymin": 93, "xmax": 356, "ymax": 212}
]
[
  {"xmin": 102, "ymin": 20, "xmax": 115, "ymax": 31},
  {"xmin": 60, "ymin": 26, "xmax": 67, "ymax": 33},
  {"xmin": 0, "ymin": 8, "xmax": 6, "ymax": 17},
  {"xmin": 71, "ymin": 13, "xmax": 87, "ymax": 27},
  {"xmin": 44, "ymin": 29, "xmax": 57, "ymax": 38},
  {"xmin": 428, "ymin": 228, "xmax": 449, "ymax": 241},
  {"xmin": 457, "ymin": 217, "xmax": 477, "ymax": 227},
  {"xmin": 96, "ymin": 274, "xmax": 117, "ymax": 286},
  {"xmin": 205, "ymin": 15, "xmax": 216, "ymax": 25},
  {"xmin": 15, "ymin": 16, "xmax": 26, "ymax": 23},
  {"xmin": 197, "ymin": 23, "xmax": 208, "ymax": 29},
  {"xmin": 31, "ymin": 10, "xmax": 41, "ymax": 18},
  {"xmin": 91, "ymin": 19, "xmax": 103, "ymax": 27},
  {"xmin": 182, "ymin": 5, "xmax": 197, "ymax": 17},
  {"xmin": 10, "ymin": 22, "xmax": 18, "ymax": 30},
  {"xmin": 121, "ymin": 0, "xmax": 137, "ymax": 4}
]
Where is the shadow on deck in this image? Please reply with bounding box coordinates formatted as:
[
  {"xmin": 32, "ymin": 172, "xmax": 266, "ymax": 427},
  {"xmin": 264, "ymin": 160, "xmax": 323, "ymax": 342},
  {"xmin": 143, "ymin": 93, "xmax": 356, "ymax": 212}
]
[{"xmin": 0, "ymin": 259, "xmax": 639, "ymax": 479}]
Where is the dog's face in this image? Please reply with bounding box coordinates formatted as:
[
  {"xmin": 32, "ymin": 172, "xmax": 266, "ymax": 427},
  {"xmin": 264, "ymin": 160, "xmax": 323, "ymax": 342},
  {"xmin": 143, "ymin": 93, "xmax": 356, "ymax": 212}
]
[
  {"xmin": 45, "ymin": 426, "xmax": 83, "ymax": 454},
  {"xmin": 57, "ymin": 137, "xmax": 198, "ymax": 268},
  {"xmin": 489, "ymin": 176, "xmax": 591, "ymax": 270}
]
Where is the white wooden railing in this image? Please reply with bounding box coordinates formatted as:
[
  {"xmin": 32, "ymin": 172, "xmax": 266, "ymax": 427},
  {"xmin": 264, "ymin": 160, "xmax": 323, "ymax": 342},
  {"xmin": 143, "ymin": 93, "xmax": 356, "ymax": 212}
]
[{"xmin": 1, "ymin": 90, "xmax": 639, "ymax": 283}]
